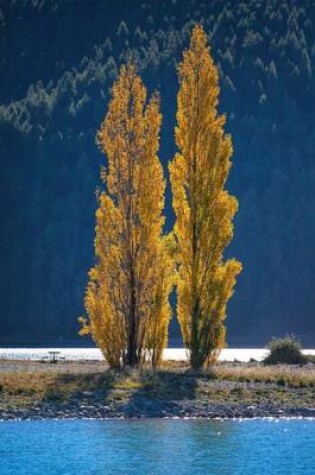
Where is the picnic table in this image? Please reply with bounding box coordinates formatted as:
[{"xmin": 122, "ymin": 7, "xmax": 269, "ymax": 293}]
[
  {"xmin": 47, "ymin": 351, "xmax": 61, "ymax": 363},
  {"xmin": 39, "ymin": 351, "xmax": 66, "ymax": 364}
]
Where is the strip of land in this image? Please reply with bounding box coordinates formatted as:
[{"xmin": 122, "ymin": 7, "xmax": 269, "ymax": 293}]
[
  {"xmin": 1, "ymin": 348, "xmax": 314, "ymax": 362},
  {"xmin": 0, "ymin": 360, "xmax": 314, "ymax": 420}
]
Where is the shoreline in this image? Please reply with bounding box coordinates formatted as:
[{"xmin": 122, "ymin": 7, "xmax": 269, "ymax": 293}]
[
  {"xmin": 1, "ymin": 360, "xmax": 314, "ymax": 422},
  {"xmin": 2, "ymin": 416, "xmax": 315, "ymax": 422},
  {"xmin": 1, "ymin": 347, "xmax": 315, "ymax": 363},
  {"xmin": 1, "ymin": 403, "xmax": 315, "ymax": 422}
]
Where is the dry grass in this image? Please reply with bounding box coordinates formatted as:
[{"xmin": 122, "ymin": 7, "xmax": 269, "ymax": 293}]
[
  {"xmin": 0, "ymin": 359, "xmax": 107, "ymax": 374},
  {"xmin": 0, "ymin": 360, "xmax": 314, "ymax": 410},
  {"xmin": 211, "ymin": 364, "xmax": 315, "ymax": 388}
]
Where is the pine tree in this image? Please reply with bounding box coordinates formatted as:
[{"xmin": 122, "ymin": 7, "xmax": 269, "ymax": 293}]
[
  {"xmin": 81, "ymin": 65, "xmax": 173, "ymax": 369},
  {"xmin": 169, "ymin": 25, "xmax": 242, "ymax": 370}
]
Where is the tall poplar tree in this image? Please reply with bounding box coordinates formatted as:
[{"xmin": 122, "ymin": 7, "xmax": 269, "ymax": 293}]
[
  {"xmin": 81, "ymin": 65, "xmax": 173, "ymax": 369},
  {"xmin": 169, "ymin": 25, "xmax": 242, "ymax": 369}
]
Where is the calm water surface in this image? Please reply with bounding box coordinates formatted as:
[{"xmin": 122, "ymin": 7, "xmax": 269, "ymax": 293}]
[{"xmin": 1, "ymin": 419, "xmax": 314, "ymax": 474}]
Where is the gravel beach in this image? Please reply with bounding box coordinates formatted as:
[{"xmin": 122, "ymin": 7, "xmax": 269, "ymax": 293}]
[{"xmin": 1, "ymin": 360, "xmax": 314, "ymax": 421}]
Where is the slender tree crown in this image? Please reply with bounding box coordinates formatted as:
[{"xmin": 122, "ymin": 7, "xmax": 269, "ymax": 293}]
[
  {"xmin": 81, "ymin": 65, "xmax": 174, "ymax": 368},
  {"xmin": 169, "ymin": 25, "xmax": 242, "ymax": 369}
]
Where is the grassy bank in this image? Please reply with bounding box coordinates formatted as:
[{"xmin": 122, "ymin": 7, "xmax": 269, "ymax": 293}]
[{"xmin": 0, "ymin": 360, "xmax": 314, "ymax": 418}]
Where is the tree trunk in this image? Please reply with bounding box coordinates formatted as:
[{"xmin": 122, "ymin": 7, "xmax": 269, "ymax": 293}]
[{"xmin": 126, "ymin": 266, "xmax": 138, "ymax": 367}]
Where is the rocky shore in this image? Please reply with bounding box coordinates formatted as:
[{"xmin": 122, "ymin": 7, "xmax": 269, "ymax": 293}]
[
  {"xmin": 1, "ymin": 360, "xmax": 314, "ymax": 421},
  {"xmin": 1, "ymin": 397, "xmax": 315, "ymax": 421}
]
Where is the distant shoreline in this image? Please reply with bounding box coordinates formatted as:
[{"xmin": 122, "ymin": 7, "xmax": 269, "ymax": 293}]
[{"xmin": 1, "ymin": 348, "xmax": 315, "ymax": 363}]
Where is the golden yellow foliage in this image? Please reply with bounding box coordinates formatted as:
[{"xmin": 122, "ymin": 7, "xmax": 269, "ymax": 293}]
[
  {"xmin": 146, "ymin": 233, "xmax": 177, "ymax": 368},
  {"xmin": 169, "ymin": 25, "xmax": 242, "ymax": 369},
  {"xmin": 83, "ymin": 65, "xmax": 174, "ymax": 368}
]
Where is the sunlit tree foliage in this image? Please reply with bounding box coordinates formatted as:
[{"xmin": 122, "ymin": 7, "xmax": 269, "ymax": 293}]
[
  {"xmin": 81, "ymin": 65, "xmax": 174, "ymax": 368},
  {"xmin": 169, "ymin": 26, "xmax": 242, "ymax": 369}
]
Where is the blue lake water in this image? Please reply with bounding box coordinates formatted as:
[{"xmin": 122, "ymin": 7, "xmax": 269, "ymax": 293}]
[{"xmin": 0, "ymin": 419, "xmax": 314, "ymax": 474}]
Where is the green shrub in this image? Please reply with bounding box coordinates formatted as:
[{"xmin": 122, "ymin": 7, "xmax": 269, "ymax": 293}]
[{"xmin": 264, "ymin": 335, "xmax": 306, "ymax": 365}]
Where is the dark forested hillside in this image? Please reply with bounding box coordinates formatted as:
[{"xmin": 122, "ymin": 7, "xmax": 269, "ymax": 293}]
[{"xmin": 0, "ymin": 0, "xmax": 314, "ymax": 346}]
